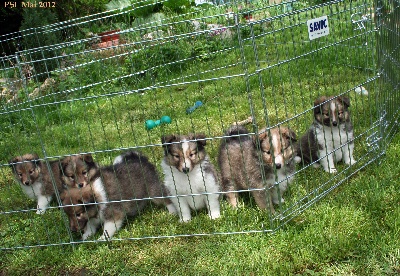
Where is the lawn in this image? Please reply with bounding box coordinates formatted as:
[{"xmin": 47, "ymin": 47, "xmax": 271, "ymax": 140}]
[{"xmin": 0, "ymin": 134, "xmax": 399, "ymax": 275}]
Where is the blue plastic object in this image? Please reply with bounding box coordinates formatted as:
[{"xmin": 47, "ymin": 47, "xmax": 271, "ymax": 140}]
[{"xmin": 186, "ymin": 101, "xmax": 203, "ymax": 114}]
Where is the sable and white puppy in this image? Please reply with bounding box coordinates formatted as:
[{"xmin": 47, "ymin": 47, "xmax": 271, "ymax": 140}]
[
  {"xmin": 161, "ymin": 134, "xmax": 220, "ymax": 222},
  {"xmin": 296, "ymin": 96, "xmax": 356, "ymax": 173},
  {"xmin": 60, "ymin": 154, "xmax": 99, "ymax": 188},
  {"xmin": 218, "ymin": 125, "xmax": 297, "ymax": 213},
  {"xmin": 61, "ymin": 151, "xmax": 175, "ymax": 240},
  {"xmin": 10, "ymin": 153, "xmax": 64, "ymax": 214}
]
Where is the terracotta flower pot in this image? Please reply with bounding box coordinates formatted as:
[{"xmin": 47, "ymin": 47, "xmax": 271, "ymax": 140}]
[
  {"xmin": 244, "ymin": 14, "xmax": 253, "ymax": 20},
  {"xmin": 98, "ymin": 29, "xmax": 120, "ymax": 42}
]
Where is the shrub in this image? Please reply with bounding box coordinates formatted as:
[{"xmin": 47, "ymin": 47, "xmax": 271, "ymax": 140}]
[
  {"xmin": 19, "ymin": 7, "xmax": 60, "ymax": 81},
  {"xmin": 55, "ymin": 0, "xmax": 108, "ymax": 22}
]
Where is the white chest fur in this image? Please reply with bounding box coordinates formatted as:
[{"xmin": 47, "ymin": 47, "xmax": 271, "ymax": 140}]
[
  {"xmin": 20, "ymin": 181, "xmax": 53, "ymax": 214},
  {"xmin": 82, "ymin": 177, "xmax": 109, "ymax": 240},
  {"xmin": 265, "ymin": 165, "xmax": 295, "ymax": 204},
  {"xmin": 92, "ymin": 177, "xmax": 108, "ymax": 221},
  {"xmin": 315, "ymin": 123, "xmax": 356, "ymax": 173},
  {"xmin": 316, "ymin": 124, "xmax": 353, "ymax": 161},
  {"xmin": 316, "ymin": 124, "xmax": 353, "ymax": 147},
  {"xmin": 161, "ymin": 158, "xmax": 219, "ymax": 210},
  {"xmin": 20, "ymin": 181, "xmax": 42, "ymax": 200},
  {"xmin": 266, "ymin": 168, "xmax": 295, "ymax": 187},
  {"xmin": 162, "ymin": 159, "xmax": 217, "ymax": 191}
]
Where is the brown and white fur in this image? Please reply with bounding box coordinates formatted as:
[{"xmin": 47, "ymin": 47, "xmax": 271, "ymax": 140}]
[
  {"xmin": 218, "ymin": 125, "xmax": 297, "ymax": 213},
  {"xmin": 9, "ymin": 153, "xmax": 98, "ymax": 214},
  {"xmin": 60, "ymin": 154, "xmax": 99, "ymax": 188},
  {"xmin": 60, "ymin": 151, "xmax": 175, "ymax": 240},
  {"xmin": 9, "ymin": 153, "xmax": 65, "ymax": 214},
  {"xmin": 161, "ymin": 134, "xmax": 220, "ymax": 222},
  {"xmin": 295, "ymin": 96, "xmax": 356, "ymax": 173}
]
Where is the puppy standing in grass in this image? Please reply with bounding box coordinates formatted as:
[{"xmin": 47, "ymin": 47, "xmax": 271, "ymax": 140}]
[
  {"xmin": 218, "ymin": 123, "xmax": 297, "ymax": 213},
  {"xmin": 9, "ymin": 153, "xmax": 96, "ymax": 214},
  {"xmin": 161, "ymin": 134, "xmax": 221, "ymax": 222},
  {"xmin": 61, "ymin": 151, "xmax": 175, "ymax": 240},
  {"xmin": 296, "ymin": 96, "xmax": 356, "ymax": 173}
]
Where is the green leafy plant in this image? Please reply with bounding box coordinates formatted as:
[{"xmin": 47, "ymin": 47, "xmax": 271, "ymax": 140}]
[
  {"xmin": 163, "ymin": 0, "xmax": 192, "ymax": 13},
  {"xmin": 19, "ymin": 8, "xmax": 60, "ymax": 81},
  {"xmin": 106, "ymin": 0, "xmax": 158, "ymax": 17}
]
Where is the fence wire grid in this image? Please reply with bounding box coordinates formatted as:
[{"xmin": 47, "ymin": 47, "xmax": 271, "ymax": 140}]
[{"xmin": 0, "ymin": 0, "xmax": 399, "ymax": 250}]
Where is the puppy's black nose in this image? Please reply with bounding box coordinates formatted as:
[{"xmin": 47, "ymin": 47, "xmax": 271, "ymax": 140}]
[
  {"xmin": 24, "ymin": 181, "xmax": 30, "ymax": 185},
  {"xmin": 332, "ymin": 121, "xmax": 338, "ymax": 126},
  {"xmin": 78, "ymin": 183, "xmax": 84, "ymax": 188},
  {"xmin": 182, "ymin": 168, "xmax": 190, "ymax": 174},
  {"xmin": 275, "ymin": 163, "xmax": 282, "ymax": 169}
]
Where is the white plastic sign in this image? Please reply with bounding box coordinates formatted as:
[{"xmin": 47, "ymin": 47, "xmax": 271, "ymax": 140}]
[
  {"xmin": 307, "ymin": 15, "xmax": 329, "ymax": 40},
  {"xmin": 195, "ymin": 0, "xmax": 212, "ymax": 5}
]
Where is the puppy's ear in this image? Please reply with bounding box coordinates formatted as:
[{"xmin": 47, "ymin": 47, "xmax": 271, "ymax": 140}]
[
  {"xmin": 31, "ymin": 153, "xmax": 40, "ymax": 160},
  {"xmin": 313, "ymin": 96, "xmax": 326, "ymax": 115},
  {"xmin": 9, "ymin": 156, "xmax": 20, "ymax": 169},
  {"xmin": 33, "ymin": 154, "xmax": 40, "ymax": 167},
  {"xmin": 338, "ymin": 96, "xmax": 350, "ymax": 108},
  {"xmin": 253, "ymin": 131, "xmax": 268, "ymax": 148},
  {"xmin": 258, "ymin": 131, "xmax": 268, "ymax": 141},
  {"xmin": 83, "ymin": 153, "xmax": 94, "ymax": 164},
  {"xmin": 60, "ymin": 156, "xmax": 71, "ymax": 172},
  {"xmin": 282, "ymin": 128, "xmax": 297, "ymax": 142},
  {"xmin": 161, "ymin": 135, "xmax": 176, "ymax": 155},
  {"xmin": 193, "ymin": 133, "xmax": 207, "ymax": 147},
  {"xmin": 161, "ymin": 135, "xmax": 176, "ymax": 145}
]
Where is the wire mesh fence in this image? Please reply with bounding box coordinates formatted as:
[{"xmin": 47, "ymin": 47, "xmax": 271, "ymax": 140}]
[{"xmin": 0, "ymin": 0, "xmax": 398, "ymax": 250}]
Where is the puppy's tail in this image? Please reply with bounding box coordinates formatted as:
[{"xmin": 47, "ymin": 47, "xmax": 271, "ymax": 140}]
[
  {"xmin": 113, "ymin": 150, "xmax": 149, "ymax": 166},
  {"xmin": 223, "ymin": 125, "xmax": 251, "ymax": 144},
  {"xmin": 232, "ymin": 116, "xmax": 253, "ymax": 126}
]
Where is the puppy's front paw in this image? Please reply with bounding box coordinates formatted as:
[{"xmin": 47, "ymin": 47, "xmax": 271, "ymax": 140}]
[
  {"xmin": 312, "ymin": 163, "xmax": 321, "ymax": 168},
  {"xmin": 36, "ymin": 207, "xmax": 46, "ymax": 214},
  {"xmin": 98, "ymin": 235, "xmax": 111, "ymax": 241},
  {"xmin": 272, "ymin": 198, "xmax": 285, "ymax": 205},
  {"xmin": 209, "ymin": 211, "xmax": 221, "ymax": 220},
  {"xmin": 345, "ymin": 159, "xmax": 357, "ymax": 165},
  {"xmin": 327, "ymin": 167, "xmax": 337, "ymax": 174},
  {"xmin": 180, "ymin": 217, "xmax": 191, "ymax": 223},
  {"xmin": 166, "ymin": 204, "xmax": 178, "ymax": 214}
]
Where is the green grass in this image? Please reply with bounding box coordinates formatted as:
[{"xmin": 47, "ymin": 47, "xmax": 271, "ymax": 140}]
[{"xmin": 0, "ymin": 134, "xmax": 399, "ymax": 275}]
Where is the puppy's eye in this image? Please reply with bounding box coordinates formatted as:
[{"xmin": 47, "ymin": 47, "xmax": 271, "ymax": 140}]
[
  {"xmin": 189, "ymin": 152, "xmax": 197, "ymax": 158},
  {"xmin": 172, "ymin": 154, "xmax": 180, "ymax": 160},
  {"xmin": 68, "ymin": 175, "xmax": 75, "ymax": 180},
  {"xmin": 29, "ymin": 170, "xmax": 35, "ymax": 174},
  {"xmin": 18, "ymin": 173, "xmax": 23, "ymax": 177},
  {"xmin": 82, "ymin": 171, "xmax": 87, "ymax": 176},
  {"xmin": 323, "ymin": 113, "xmax": 329, "ymax": 117},
  {"xmin": 263, "ymin": 150, "xmax": 271, "ymax": 155}
]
